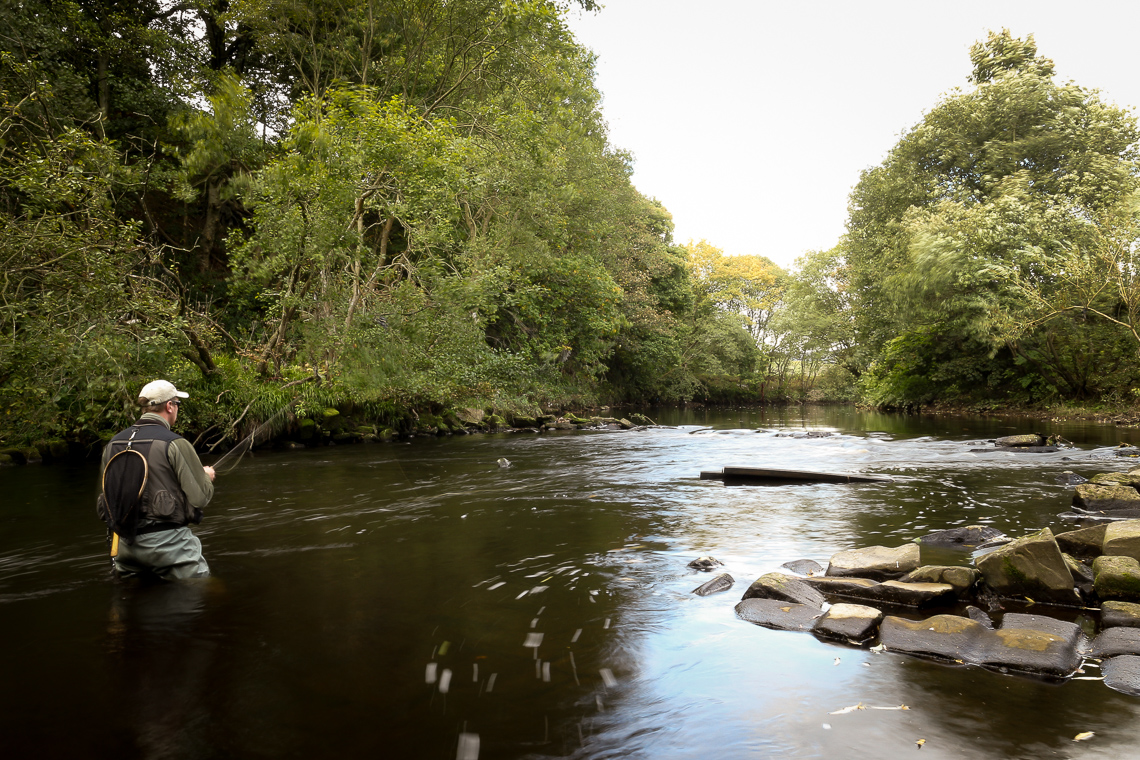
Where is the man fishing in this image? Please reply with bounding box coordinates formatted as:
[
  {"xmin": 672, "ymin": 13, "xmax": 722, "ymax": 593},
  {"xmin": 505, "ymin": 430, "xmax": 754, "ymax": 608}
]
[{"xmin": 97, "ymin": 380, "xmax": 216, "ymax": 580}]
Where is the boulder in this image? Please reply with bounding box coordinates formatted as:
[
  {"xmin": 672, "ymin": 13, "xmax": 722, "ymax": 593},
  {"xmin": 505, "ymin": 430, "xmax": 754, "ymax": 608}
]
[
  {"xmin": 1074, "ymin": 484, "xmax": 1140, "ymax": 512},
  {"xmin": 735, "ymin": 599, "xmax": 823, "ymax": 632},
  {"xmin": 1093, "ymin": 555, "xmax": 1140, "ymax": 602},
  {"xmin": 812, "ymin": 603, "xmax": 883, "ymax": 644},
  {"xmin": 780, "ymin": 559, "xmax": 823, "ymax": 576},
  {"xmin": 1089, "ymin": 627, "xmax": 1140, "ymax": 658},
  {"xmin": 880, "ymin": 614, "xmax": 989, "ymax": 662},
  {"xmin": 1103, "ymin": 521, "xmax": 1140, "ymax": 563},
  {"xmin": 801, "ymin": 577, "xmax": 956, "ymax": 608},
  {"xmin": 692, "ymin": 573, "xmax": 734, "ymax": 597},
  {"xmin": 688, "ymin": 556, "xmax": 723, "ymax": 571},
  {"xmin": 974, "ymin": 527, "xmax": 1080, "ymax": 605},
  {"xmin": 1103, "ymin": 655, "xmax": 1140, "ymax": 696},
  {"xmin": 826, "ymin": 544, "xmax": 920, "ymax": 581},
  {"xmin": 1055, "ymin": 524, "xmax": 1108, "ymax": 560},
  {"xmin": 741, "ymin": 573, "xmax": 826, "ymax": 608},
  {"xmin": 916, "ymin": 526, "xmax": 1006, "ymax": 548},
  {"xmin": 900, "ymin": 565, "xmax": 980, "ymax": 599},
  {"xmin": 1102, "ymin": 601, "xmax": 1140, "ymax": 628},
  {"xmin": 995, "ymin": 434, "xmax": 1046, "ymax": 447}
]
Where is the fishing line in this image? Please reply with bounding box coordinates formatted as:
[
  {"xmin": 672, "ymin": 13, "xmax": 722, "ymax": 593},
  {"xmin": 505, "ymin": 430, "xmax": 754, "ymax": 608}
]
[{"xmin": 211, "ymin": 401, "xmax": 296, "ymax": 475}]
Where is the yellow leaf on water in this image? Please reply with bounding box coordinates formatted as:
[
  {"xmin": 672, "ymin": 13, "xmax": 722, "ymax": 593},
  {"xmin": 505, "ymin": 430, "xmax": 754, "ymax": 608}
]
[
  {"xmin": 916, "ymin": 738, "xmax": 926, "ymax": 748},
  {"xmin": 1073, "ymin": 732, "xmax": 1095, "ymax": 742},
  {"xmin": 828, "ymin": 703, "xmax": 865, "ymax": 715}
]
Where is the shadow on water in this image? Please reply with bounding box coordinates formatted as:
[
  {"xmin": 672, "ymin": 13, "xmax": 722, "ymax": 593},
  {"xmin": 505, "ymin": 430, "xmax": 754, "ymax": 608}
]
[{"xmin": 3, "ymin": 406, "xmax": 1140, "ymax": 758}]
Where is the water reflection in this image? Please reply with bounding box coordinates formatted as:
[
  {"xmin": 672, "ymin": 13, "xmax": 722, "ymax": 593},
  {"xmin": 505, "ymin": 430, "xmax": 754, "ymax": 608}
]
[{"xmin": 2, "ymin": 407, "xmax": 1140, "ymax": 758}]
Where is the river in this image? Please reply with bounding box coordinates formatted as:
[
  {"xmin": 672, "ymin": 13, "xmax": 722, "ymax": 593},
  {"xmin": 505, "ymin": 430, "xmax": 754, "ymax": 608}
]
[{"xmin": 4, "ymin": 406, "xmax": 1140, "ymax": 759}]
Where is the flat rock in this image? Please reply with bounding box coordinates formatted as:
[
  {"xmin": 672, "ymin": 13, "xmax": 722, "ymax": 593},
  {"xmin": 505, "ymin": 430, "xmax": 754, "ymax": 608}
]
[
  {"xmin": 741, "ymin": 573, "xmax": 826, "ymax": 607},
  {"xmin": 880, "ymin": 614, "xmax": 989, "ymax": 662},
  {"xmin": 995, "ymin": 434, "xmax": 1046, "ymax": 447},
  {"xmin": 1089, "ymin": 627, "xmax": 1140, "ymax": 658},
  {"xmin": 1055, "ymin": 524, "xmax": 1108, "ymax": 559},
  {"xmin": 1102, "ymin": 601, "xmax": 1140, "ymax": 628},
  {"xmin": 900, "ymin": 565, "xmax": 980, "ymax": 599},
  {"xmin": 1074, "ymin": 484, "xmax": 1140, "ymax": 512},
  {"xmin": 881, "ymin": 613, "xmax": 1082, "ymax": 676},
  {"xmin": 826, "ymin": 544, "xmax": 919, "ymax": 581},
  {"xmin": 692, "ymin": 573, "xmax": 734, "ymax": 597},
  {"xmin": 1093, "ymin": 555, "xmax": 1140, "ymax": 602},
  {"xmin": 780, "ymin": 559, "xmax": 823, "ymax": 576},
  {"xmin": 1102, "ymin": 655, "xmax": 1140, "ymax": 696},
  {"xmin": 980, "ymin": 628, "xmax": 1082, "ymax": 677},
  {"xmin": 1090, "ymin": 472, "xmax": 1140, "ymax": 487},
  {"xmin": 812, "ymin": 603, "xmax": 883, "ymax": 644},
  {"xmin": 916, "ymin": 526, "xmax": 1006, "ymax": 548},
  {"xmin": 734, "ymin": 599, "xmax": 823, "ymax": 632},
  {"xmin": 975, "ymin": 527, "xmax": 1080, "ymax": 606},
  {"xmin": 999, "ymin": 613, "xmax": 1082, "ymax": 648},
  {"xmin": 1104, "ymin": 521, "xmax": 1140, "ymax": 563},
  {"xmin": 801, "ymin": 577, "xmax": 956, "ymax": 608}
]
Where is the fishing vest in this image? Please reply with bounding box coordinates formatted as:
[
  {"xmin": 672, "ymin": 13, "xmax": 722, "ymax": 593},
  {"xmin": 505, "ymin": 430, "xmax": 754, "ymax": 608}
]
[{"xmin": 97, "ymin": 419, "xmax": 199, "ymax": 529}]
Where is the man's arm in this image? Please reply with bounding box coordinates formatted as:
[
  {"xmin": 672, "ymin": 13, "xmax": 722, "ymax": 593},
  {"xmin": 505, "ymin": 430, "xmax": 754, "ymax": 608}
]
[{"xmin": 167, "ymin": 438, "xmax": 215, "ymax": 509}]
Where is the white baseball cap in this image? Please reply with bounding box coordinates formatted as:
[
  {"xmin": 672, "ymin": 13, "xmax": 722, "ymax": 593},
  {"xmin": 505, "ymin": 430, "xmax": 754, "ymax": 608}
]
[{"xmin": 137, "ymin": 380, "xmax": 189, "ymax": 406}]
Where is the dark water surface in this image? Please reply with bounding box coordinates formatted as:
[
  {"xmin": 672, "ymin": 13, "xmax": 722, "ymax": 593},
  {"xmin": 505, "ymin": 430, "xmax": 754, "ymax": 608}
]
[{"xmin": 5, "ymin": 407, "xmax": 1140, "ymax": 759}]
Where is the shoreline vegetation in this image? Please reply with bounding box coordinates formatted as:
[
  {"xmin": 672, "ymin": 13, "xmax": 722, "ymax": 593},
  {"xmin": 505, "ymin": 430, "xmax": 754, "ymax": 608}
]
[
  {"xmin": 4, "ymin": 17, "xmax": 1140, "ymax": 460},
  {"xmin": 5, "ymin": 396, "xmax": 1140, "ymax": 468}
]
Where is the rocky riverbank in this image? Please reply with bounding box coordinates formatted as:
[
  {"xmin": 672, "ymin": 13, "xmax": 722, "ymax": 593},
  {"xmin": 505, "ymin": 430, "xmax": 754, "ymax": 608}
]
[{"xmin": 690, "ymin": 461, "xmax": 1140, "ymax": 696}]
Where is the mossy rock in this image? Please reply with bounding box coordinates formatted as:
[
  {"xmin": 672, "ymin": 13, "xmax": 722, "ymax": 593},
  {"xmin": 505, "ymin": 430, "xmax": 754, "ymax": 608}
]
[
  {"xmin": 297, "ymin": 418, "xmax": 318, "ymax": 440},
  {"xmin": 34, "ymin": 439, "xmax": 69, "ymax": 462},
  {"xmin": 509, "ymin": 415, "xmax": 538, "ymax": 428},
  {"xmin": 629, "ymin": 413, "xmax": 655, "ymax": 425},
  {"xmin": 0, "ymin": 453, "xmax": 13, "ymax": 466},
  {"xmin": 566, "ymin": 413, "xmax": 590, "ymax": 425},
  {"xmin": 1091, "ymin": 472, "xmax": 1140, "ymax": 488},
  {"xmin": 355, "ymin": 425, "xmax": 376, "ymax": 436},
  {"xmin": 1094, "ymin": 556, "xmax": 1140, "ymax": 602},
  {"xmin": 0, "ymin": 448, "xmax": 27, "ymax": 465},
  {"xmin": 485, "ymin": 414, "xmax": 507, "ymax": 428},
  {"xmin": 436, "ymin": 423, "xmax": 451, "ymax": 435},
  {"xmin": 378, "ymin": 428, "xmax": 397, "ymax": 442},
  {"xmin": 21, "ymin": 447, "xmax": 41, "ymax": 464},
  {"xmin": 331, "ymin": 432, "xmax": 359, "ymax": 444}
]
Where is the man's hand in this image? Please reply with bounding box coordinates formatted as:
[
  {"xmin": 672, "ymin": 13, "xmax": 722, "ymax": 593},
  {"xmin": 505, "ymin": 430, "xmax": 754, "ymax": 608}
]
[{"xmin": 203, "ymin": 465, "xmax": 216, "ymax": 482}]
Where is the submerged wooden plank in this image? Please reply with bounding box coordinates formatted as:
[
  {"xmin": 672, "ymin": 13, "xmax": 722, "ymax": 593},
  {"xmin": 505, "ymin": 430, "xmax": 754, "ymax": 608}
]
[{"xmin": 708, "ymin": 466, "xmax": 892, "ymax": 484}]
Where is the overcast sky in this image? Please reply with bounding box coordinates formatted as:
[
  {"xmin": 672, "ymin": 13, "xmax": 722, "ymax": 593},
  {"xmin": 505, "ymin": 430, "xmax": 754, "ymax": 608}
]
[{"xmin": 564, "ymin": 1, "xmax": 1140, "ymax": 269}]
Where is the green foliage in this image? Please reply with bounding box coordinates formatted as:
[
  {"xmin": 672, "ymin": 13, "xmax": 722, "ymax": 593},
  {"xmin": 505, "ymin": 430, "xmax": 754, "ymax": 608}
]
[{"xmin": 839, "ymin": 29, "xmax": 1140, "ymax": 407}]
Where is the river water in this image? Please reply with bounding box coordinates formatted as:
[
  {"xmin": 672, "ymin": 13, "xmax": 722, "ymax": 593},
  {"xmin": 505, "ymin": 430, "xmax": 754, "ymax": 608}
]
[{"xmin": 4, "ymin": 406, "xmax": 1140, "ymax": 759}]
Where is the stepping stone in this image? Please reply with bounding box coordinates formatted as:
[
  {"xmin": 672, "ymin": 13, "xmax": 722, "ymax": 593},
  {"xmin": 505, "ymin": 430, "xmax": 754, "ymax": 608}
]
[
  {"xmin": 812, "ymin": 603, "xmax": 883, "ymax": 644},
  {"xmin": 741, "ymin": 573, "xmax": 826, "ymax": 607},
  {"xmin": 901, "ymin": 566, "xmax": 980, "ymax": 599},
  {"xmin": 1089, "ymin": 627, "xmax": 1140, "ymax": 658},
  {"xmin": 826, "ymin": 544, "xmax": 919, "ymax": 581},
  {"xmin": 975, "ymin": 527, "xmax": 1080, "ymax": 606},
  {"xmin": 1093, "ymin": 556, "xmax": 1140, "ymax": 603},
  {"xmin": 1102, "ymin": 655, "xmax": 1140, "ymax": 696},
  {"xmin": 1102, "ymin": 601, "xmax": 1140, "ymax": 628},
  {"xmin": 735, "ymin": 599, "xmax": 823, "ymax": 632}
]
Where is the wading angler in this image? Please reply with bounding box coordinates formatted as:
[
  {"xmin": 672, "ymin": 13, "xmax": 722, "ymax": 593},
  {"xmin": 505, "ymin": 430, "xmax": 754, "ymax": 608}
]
[{"xmin": 96, "ymin": 380, "xmax": 216, "ymax": 580}]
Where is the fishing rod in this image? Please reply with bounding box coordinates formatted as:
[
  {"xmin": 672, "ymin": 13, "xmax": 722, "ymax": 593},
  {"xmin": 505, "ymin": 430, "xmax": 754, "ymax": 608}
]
[{"xmin": 210, "ymin": 400, "xmax": 296, "ymax": 475}]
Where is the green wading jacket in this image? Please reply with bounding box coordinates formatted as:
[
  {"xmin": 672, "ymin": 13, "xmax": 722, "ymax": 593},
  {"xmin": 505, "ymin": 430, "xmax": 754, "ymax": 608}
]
[{"xmin": 97, "ymin": 413, "xmax": 214, "ymax": 529}]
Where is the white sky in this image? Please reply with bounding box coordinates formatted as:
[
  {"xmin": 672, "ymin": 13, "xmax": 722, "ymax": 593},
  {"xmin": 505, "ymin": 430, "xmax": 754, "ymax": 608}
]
[{"xmin": 565, "ymin": 0, "xmax": 1140, "ymax": 270}]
